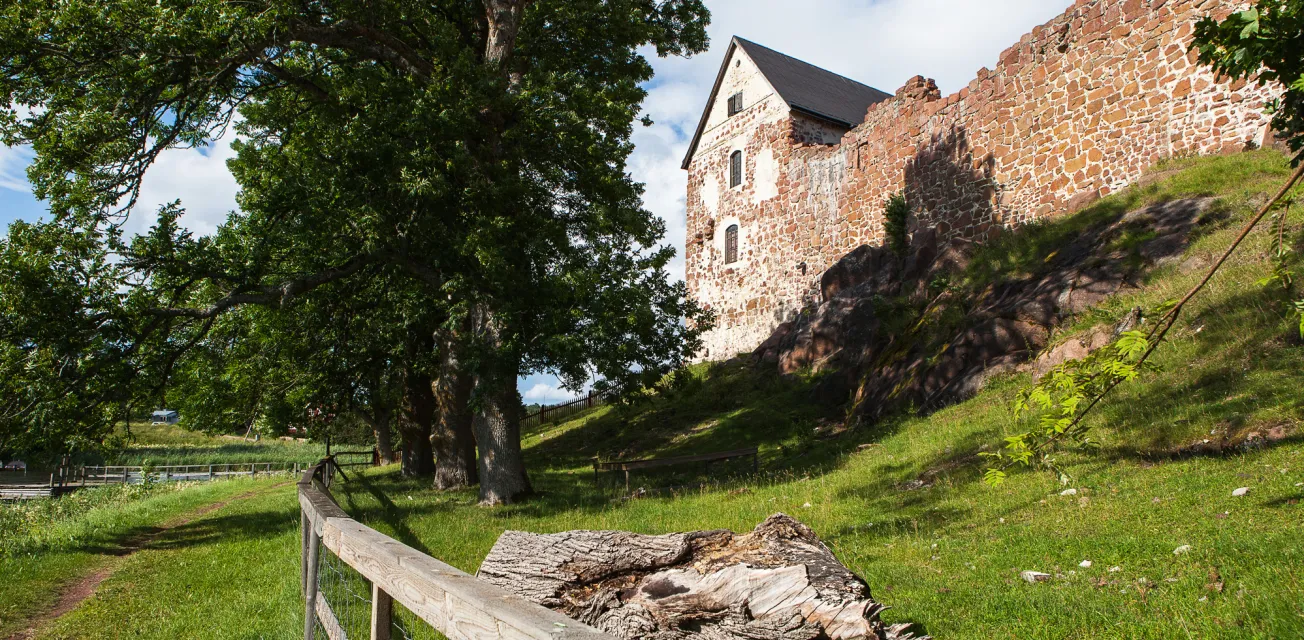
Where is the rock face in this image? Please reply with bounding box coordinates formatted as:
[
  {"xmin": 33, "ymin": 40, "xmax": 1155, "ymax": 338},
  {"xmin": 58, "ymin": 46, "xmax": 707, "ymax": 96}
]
[
  {"xmin": 750, "ymin": 197, "xmax": 1219, "ymax": 421},
  {"xmin": 478, "ymin": 514, "xmax": 925, "ymax": 640}
]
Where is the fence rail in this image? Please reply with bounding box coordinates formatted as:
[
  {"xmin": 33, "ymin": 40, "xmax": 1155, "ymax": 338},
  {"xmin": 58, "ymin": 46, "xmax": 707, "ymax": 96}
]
[
  {"xmin": 1, "ymin": 462, "xmax": 301, "ymax": 500},
  {"xmin": 521, "ymin": 391, "xmax": 609, "ymax": 430},
  {"xmin": 299, "ymin": 458, "xmax": 613, "ymax": 640}
]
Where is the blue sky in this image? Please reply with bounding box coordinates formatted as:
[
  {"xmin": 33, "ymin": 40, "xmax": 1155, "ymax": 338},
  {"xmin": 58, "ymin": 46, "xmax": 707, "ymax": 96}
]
[{"xmin": 1, "ymin": 0, "xmax": 1072, "ymax": 405}]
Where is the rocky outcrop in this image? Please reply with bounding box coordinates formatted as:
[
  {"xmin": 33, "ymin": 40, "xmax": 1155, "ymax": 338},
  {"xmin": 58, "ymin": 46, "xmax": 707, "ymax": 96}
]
[{"xmin": 751, "ymin": 197, "xmax": 1220, "ymax": 422}]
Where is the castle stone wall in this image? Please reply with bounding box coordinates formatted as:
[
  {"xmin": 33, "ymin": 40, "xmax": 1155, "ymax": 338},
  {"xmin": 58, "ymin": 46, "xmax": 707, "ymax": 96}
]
[{"xmin": 686, "ymin": 0, "xmax": 1280, "ymax": 360}]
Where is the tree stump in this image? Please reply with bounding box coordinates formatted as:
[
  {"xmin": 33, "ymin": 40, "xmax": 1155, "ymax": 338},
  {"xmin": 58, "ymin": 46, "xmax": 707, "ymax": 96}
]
[{"xmin": 478, "ymin": 514, "xmax": 925, "ymax": 640}]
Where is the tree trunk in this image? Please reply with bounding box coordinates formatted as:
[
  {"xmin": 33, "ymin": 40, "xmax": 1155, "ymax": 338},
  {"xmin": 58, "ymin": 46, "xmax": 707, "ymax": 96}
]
[
  {"xmin": 478, "ymin": 514, "xmax": 925, "ymax": 640},
  {"xmin": 469, "ymin": 303, "xmax": 531, "ymax": 505},
  {"xmin": 356, "ymin": 408, "xmax": 397, "ymax": 465},
  {"xmin": 400, "ymin": 428, "xmax": 434, "ymax": 477},
  {"xmin": 374, "ymin": 410, "xmax": 395, "ymax": 465},
  {"xmin": 471, "ymin": 379, "xmax": 530, "ymax": 504},
  {"xmin": 399, "ymin": 374, "xmax": 437, "ymax": 478},
  {"xmin": 433, "ymin": 337, "xmax": 478, "ymax": 490}
]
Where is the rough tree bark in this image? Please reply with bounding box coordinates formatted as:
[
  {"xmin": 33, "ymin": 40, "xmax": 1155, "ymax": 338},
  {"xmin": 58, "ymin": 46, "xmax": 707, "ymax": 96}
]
[
  {"xmin": 432, "ymin": 335, "xmax": 478, "ymax": 490},
  {"xmin": 461, "ymin": 0, "xmax": 534, "ymax": 506},
  {"xmin": 355, "ymin": 407, "xmax": 396, "ymax": 465},
  {"xmin": 399, "ymin": 373, "xmax": 437, "ymax": 477},
  {"xmin": 469, "ymin": 303, "xmax": 531, "ymax": 505},
  {"xmin": 478, "ymin": 514, "xmax": 925, "ymax": 640},
  {"xmin": 470, "ymin": 380, "xmax": 530, "ymax": 504}
]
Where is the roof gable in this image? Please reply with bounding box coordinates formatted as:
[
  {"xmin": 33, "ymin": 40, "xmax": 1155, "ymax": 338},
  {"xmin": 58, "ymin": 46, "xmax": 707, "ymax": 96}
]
[{"xmin": 680, "ymin": 37, "xmax": 891, "ymax": 169}]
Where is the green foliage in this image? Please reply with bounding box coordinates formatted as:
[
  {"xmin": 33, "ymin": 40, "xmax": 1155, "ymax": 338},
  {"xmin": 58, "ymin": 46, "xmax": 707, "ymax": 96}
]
[
  {"xmin": 1194, "ymin": 1, "xmax": 1304, "ymax": 164},
  {"xmin": 983, "ymin": 327, "xmax": 1159, "ymax": 485},
  {"xmin": 883, "ymin": 192, "xmax": 910, "ymax": 257},
  {"xmin": 979, "ymin": 6, "xmax": 1304, "ymax": 483},
  {"xmin": 0, "ymin": 0, "xmax": 715, "ymax": 464}
]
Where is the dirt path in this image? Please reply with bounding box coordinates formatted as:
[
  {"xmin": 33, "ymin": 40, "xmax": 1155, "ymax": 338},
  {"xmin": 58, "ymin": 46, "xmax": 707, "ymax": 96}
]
[{"xmin": 6, "ymin": 481, "xmax": 293, "ymax": 640}]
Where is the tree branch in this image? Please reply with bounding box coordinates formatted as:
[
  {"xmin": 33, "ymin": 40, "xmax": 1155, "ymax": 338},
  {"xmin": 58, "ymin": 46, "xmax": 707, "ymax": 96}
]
[
  {"xmin": 257, "ymin": 59, "xmax": 334, "ymax": 104},
  {"xmin": 287, "ymin": 21, "xmax": 434, "ymax": 81},
  {"xmin": 149, "ymin": 252, "xmax": 379, "ymax": 319},
  {"xmin": 1008, "ymin": 160, "xmax": 1304, "ymax": 469}
]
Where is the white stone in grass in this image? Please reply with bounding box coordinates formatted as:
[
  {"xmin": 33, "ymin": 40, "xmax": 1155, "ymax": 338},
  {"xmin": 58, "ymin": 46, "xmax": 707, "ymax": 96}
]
[
  {"xmin": 1173, "ymin": 545, "xmax": 1193, "ymax": 555},
  {"xmin": 1021, "ymin": 570, "xmax": 1051, "ymax": 583},
  {"xmin": 1108, "ymin": 566, "xmax": 1121, "ymax": 573},
  {"xmin": 1231, "ymin": 487, "xmax": 1250, "ymax": 497},
  {"xmin": 1060, "ymin": 488, "xmax": 1078, "ymax": 496},
  {"xmin": 802, "ymin": 502, "xmax": 812, "ymax": 508},
  {"xmin": 1079, "ymin": 560, "xmax": 1092, "ymax": 568}
]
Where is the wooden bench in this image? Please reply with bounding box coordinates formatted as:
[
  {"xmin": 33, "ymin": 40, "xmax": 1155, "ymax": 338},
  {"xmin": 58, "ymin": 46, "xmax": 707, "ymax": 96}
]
[{"xmin": 593, "ymin": 446, "xmax": 759, "ymax": 491}]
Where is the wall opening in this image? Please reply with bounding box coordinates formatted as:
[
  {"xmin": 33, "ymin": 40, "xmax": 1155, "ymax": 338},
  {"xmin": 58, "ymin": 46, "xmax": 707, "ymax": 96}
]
[
  {"xmin": 727, "ymin": 92, "xmax": 743, "ymax": 116},
  {"xmin": 725, "ymin": 224, "xmax": 739, "ymax": 264},
  {"xmin": 730, "ymin": 151, "xmax": 743, "ymax": 188}
]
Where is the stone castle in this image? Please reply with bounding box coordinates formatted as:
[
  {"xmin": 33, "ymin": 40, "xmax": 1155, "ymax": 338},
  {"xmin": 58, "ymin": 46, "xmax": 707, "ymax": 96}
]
[{"xmin": 682, "ymin": 0, "xmax": 1281, "ymax": 360}]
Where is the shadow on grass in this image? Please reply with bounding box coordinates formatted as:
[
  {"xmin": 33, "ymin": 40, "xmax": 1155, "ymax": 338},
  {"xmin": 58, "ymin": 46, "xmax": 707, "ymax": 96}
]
[
  {"xmin": 310, "ymin": 152, "xmax": 1304, "ymax": 541},
  {"xmin": 333, "ymin": 474, "xmax": 456, "ymax": 557},
  {"xmin": 1090, "ymin": 288, "xmax": 1304, "ymax": 459}
]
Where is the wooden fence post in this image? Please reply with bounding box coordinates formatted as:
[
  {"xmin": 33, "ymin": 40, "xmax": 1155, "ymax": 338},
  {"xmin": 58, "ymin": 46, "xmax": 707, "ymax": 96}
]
[
  {"xmin": 301, "ymin": 509, "xmax": 310, "ymax": 595},
  {"xmin": 303, "ymin": 525, "xmax": 321, "ymax": 640},
  {"xmin": 370, "ymin": 584, "xmax": 393, "ymax": 640}
]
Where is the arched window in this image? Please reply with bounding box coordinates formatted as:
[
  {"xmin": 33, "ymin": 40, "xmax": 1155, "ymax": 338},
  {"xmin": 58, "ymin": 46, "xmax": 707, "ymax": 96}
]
[
  {"xmin": 729, "ymin": 150, "xmax": 743, "ymax": 188},
  {"xmin": 724, "ymin": 224, "xmax": 739, "ymax": 264}
]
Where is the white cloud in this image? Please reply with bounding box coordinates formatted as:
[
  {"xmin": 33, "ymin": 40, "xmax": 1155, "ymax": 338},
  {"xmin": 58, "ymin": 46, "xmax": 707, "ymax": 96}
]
[
  {"xmin": 522, "ymin": 382, "xmax": 587, "ymax": 405},
  {"xmin": 0, "ymin": 144, "xmax": 34, "ymax": 193},
  {"xmin": 125, "ymin": 128, "xmax": 242, "ymax": 238}
]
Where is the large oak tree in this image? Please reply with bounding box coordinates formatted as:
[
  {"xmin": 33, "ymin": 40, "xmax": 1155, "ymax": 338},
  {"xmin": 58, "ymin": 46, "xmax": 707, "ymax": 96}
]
[{"xmin": 0, "ymin": 0, "xmax": 711, "ymax": 504}]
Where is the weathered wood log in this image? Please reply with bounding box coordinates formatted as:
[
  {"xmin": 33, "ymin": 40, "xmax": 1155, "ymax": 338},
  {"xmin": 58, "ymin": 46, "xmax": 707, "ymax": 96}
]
[{"xmin": 478, "ymin": 514, "xmax": 925, "ymax": 640}]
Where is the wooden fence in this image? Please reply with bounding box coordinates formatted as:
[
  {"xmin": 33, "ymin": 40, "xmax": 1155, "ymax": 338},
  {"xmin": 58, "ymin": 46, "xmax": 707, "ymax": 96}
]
[
  {"xmin": 1, "ymin": 462, "xmax": 299, "ymax": 500},
  {"xmin": 298, "ymin": 458, "xmax": 613, "ymax": 640},
  {"xmin": 520, "ymin": 391, "xmax": 609, "ymax": 430}
]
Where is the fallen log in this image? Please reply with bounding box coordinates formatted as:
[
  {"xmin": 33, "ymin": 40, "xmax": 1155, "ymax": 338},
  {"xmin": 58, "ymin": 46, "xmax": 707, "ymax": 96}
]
[{"xmin": 478, "ymin": 514, "xmax": 925, "ymax": 640}]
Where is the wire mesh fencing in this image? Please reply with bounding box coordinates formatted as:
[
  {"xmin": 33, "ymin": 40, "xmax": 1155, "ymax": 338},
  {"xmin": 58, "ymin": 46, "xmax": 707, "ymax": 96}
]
[
  {"xmin": 299, "ymin": 458, "xmax": 612, "ymax": 640},
  {"xmin": 307, "ymin": 532, "xmax": 443, "ymax": 640}
]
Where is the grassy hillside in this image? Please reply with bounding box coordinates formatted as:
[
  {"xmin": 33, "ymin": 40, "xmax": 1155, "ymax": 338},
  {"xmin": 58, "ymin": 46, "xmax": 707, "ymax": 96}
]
[
  {"xmin": 22, "ymin": 150, "xmax": 1304, "ymax": 639},
  {"xmin": 330, "ymin": 151, "xmax": 1304, "ymax": 639}
]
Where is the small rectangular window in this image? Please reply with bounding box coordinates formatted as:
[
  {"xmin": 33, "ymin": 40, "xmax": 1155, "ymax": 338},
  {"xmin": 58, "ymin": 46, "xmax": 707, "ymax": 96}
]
[
  {"xmin": 729, "ymin": 151, "xmax": 742, "ymax": 188},
  {"xmin": 725, "ymin": 225, "xmax": 739, "ymax": 264},
  {"xmin": 727, "ymin": 92, "xmax": 743, "ymax": 116}
]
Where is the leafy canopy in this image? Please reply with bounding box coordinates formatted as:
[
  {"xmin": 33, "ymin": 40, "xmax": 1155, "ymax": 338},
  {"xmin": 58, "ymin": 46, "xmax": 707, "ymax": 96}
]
[{"xmin": 0, "ymin": 0, "xmax": 712, "ymax": 458}]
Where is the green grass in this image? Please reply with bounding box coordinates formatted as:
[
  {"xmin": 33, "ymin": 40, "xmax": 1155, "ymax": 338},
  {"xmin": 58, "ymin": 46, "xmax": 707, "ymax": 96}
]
[
  {"xmin": 31, "ymin": 481, "xmax": 305, "ymax": 640},
  {"xmin": 22, "ymin": 150, "xmax": 1304, "ymax": 639},
  {"xmin": 104, "ymin": 421, "xmax": 328, "ymax": 466},
  {"xmin": 0, "ymin": 476, "xmax": 298, "ymax": 639}
]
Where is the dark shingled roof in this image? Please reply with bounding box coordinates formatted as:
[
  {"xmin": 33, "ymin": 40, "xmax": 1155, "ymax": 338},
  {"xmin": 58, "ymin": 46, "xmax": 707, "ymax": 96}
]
[
  {"xmin": 681, "ymin": 37, "xmax": 891, "ymax": 169},
  {"xmin": 734, "ymin": 38, "xmax": 891, "ymax": 129}
]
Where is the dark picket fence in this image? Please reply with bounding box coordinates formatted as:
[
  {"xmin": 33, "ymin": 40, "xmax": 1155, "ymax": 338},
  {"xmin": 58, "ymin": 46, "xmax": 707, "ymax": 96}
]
[{"xmin": 521, "ymin": 391, "xmax": 609, "ymax": 430}]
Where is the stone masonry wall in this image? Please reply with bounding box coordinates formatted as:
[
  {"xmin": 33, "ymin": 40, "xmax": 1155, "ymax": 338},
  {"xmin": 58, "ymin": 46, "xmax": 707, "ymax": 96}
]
[{"xmin": 686, "ymin": 0, "xmax": 1281, "ymax": 360}]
